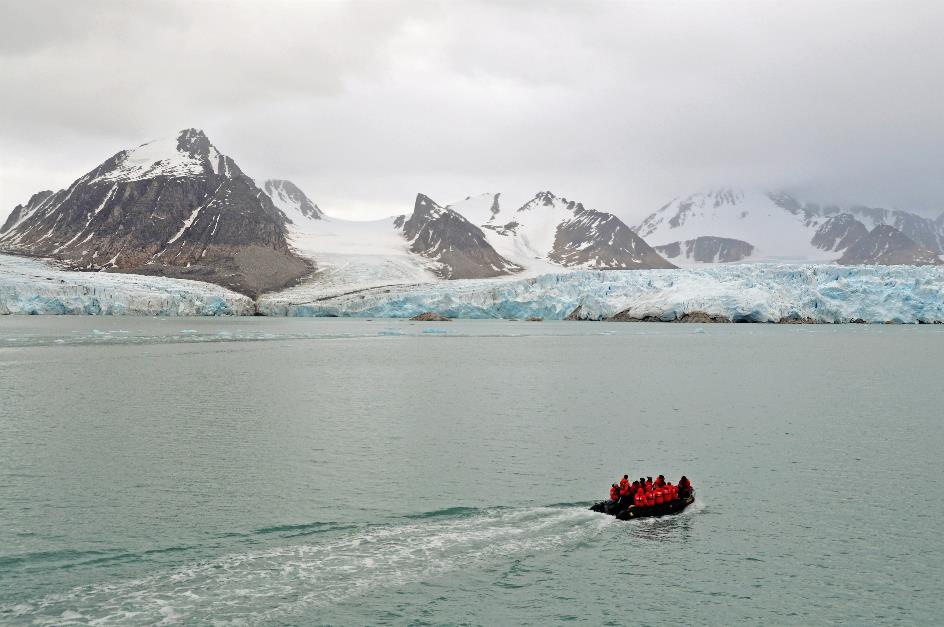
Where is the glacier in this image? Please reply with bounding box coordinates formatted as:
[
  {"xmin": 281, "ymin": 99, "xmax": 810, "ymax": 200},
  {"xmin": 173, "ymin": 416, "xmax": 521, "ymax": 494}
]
[
  {"xmin": 0, "ymin": 254, "xmax": 254, "ymax": 315},
  {"xmin": 257, "ymin": 264, "xmax": 944, "ymax": 323}
]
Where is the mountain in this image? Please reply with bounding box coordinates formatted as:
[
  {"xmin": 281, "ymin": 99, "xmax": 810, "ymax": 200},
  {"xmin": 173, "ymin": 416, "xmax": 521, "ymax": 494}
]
[
  {"xmin": 447, "ymin": 191, "xmax": 675, "ymax": 271},
  {"xmin": 810, "ymin": 213, "xmax": 869, "ymax": 253},
  {"xmin": 0, "ymin": 129, "xmax": 310, "ymax": 296},
  {"xmin": 394, "ymin": 194, "xmax": 522, "ymax": 279},
  {"xmin": 838, "ymin": 225, "xmax": 942, "ymax": 265},
  {"xmin": 263, "ymin": 179, "xmax": 324, "ymax": 223},
  {"xmin": 636, "ymin": 188, "xmax": 944, "ymax": 265},
  {"xmin": 655, "ymin": 236, "xmax": 754, "ymax": 263}
]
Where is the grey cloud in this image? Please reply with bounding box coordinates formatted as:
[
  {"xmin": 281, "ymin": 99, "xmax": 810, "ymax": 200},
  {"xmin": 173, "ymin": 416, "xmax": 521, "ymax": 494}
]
[{"xmin": 1, "ymin": 0, "xmax": 943, "ymax": 222}]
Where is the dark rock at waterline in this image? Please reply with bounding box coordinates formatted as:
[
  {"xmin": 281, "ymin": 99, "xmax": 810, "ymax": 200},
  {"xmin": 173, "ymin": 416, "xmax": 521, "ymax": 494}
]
[
  {"xmin": 410, "ymin": 311, "xmax": 451, "ymax": 321},
  {"xmin": 525, "ymin": 316, "xmax": 543, "ymax": 322},
  {"xmin": 607, "ymin": 309, "xmax": 732, "ymax": 323}
]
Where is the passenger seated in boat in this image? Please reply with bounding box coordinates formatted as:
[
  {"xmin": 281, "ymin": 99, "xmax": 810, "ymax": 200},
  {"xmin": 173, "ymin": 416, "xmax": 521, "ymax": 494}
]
[
  {"xmin": 677, "ymin": 476, "xmax": 692, "ymax": 499},
  {"xmin": 634, "ymin": 485, "xmax": 646, "ymax": 507},
  {"xmin": 655, "ymin": 474, "xmax": 666, "ymax": 487},
  {"xmin": 619, "ymin": 475, "xmax": 631, "ymax": 496},
  {"xmin": 609, "ymin": 483, "xmax": 620, "ymax": 503}
]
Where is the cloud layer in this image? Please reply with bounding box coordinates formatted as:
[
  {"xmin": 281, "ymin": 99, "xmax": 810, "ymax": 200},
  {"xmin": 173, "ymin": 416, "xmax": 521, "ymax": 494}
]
[{"xmin": 2, "ymin": 0, "xmax": 942, "ymax": 221}]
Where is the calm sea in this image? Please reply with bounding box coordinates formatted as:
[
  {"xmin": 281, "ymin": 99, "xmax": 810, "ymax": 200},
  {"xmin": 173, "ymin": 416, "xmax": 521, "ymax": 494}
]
[{"xmin": 0, "ymin": 318, "xmax": 941, "ymax": 625}]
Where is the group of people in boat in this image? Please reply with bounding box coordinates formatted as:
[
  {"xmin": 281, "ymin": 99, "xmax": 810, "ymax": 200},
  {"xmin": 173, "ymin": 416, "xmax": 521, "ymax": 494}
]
[{"xmin": 607, "ymin": 474, "xmax": 693, "ymax": 508}]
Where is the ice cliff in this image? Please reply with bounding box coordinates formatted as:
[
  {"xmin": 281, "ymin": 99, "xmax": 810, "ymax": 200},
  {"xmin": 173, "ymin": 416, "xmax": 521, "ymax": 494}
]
[
  {"xmin": 0, "ymin": 254, "xmax": 254, "ymax": 315},
  {"xmin": 257, "ymin": 264, "xmax": 944, "ymax": 323}
]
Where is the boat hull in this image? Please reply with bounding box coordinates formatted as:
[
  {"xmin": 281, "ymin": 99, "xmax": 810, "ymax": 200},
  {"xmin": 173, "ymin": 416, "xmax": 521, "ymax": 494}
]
[{"xmin": 589, "ymin": 493, "xmax": 695, "ymax": 520}]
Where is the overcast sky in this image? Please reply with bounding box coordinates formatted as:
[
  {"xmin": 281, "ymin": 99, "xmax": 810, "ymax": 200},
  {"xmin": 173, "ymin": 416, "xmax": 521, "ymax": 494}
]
[{"xmin": 2, "ymin": 0, "xmax": 942, "ymax": 222}]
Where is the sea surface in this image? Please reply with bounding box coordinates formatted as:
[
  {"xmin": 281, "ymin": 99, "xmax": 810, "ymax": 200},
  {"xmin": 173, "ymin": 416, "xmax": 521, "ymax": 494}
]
[{"xmin": 0, "ymin": 318, "xmax": 942, "ymax": 625}]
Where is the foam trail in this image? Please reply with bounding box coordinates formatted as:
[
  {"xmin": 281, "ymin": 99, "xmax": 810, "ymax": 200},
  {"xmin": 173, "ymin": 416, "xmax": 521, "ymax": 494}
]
[{"xmin": 3, "ymin": 506, "xmax": 613, "ymax": 625}]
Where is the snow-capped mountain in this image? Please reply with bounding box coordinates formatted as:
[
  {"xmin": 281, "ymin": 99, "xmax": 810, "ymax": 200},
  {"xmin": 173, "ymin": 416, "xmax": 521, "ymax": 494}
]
[
  {"xmin": 636, "ymin": 188, "xmax": 944, "ymax": 265},
  {"xmin": 838, "ymin": 225, "xmax": 942, "ymax": 265},
  {"xmin": 394, "ymin": 194, "xmax": 522, "ymax": 279},
  {"xmin": 0, "ymin": 129, "xmax": 311, "ymax": 296},
  {"xmin": 265, "ymin": 186, "xmax": 671, "ymax": 300},
  {"xmin": 263, "ymin": 179, "xmax": 324, "ymax": 223},
  {"xmin": 447, "ymin": 190, "xmax": 675, "ymax": 271}
]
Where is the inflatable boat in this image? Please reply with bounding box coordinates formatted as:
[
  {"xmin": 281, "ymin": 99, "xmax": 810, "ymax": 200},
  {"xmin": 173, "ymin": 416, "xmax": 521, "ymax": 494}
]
[{"xmin": 590, "ymin": 492, "xmax": 695, "ymax": 520}]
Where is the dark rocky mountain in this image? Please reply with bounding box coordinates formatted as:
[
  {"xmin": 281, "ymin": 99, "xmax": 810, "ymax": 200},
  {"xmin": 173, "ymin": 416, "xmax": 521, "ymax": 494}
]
[
  {"xmin": 838, "ymin": 225, "xmax": 942, "ymax": 266},
  {"xmin": 810, "ymin": 213, "xmax": 869, "ymax": 252},
  {"xmin": 263, "ymin": 179, "xmax": 324, "ymax": 222},
  {"xmin": 655, "ymin": 236, "xmax": 753, "ymax": 263},
  {"xmin": 545, "ymin": 199, "xmax": 675, "ymax": 269},
  {"xmin": 0, "ymin": 129, "xmax": 310, "ymax": 296},
  {"xmin": 394, "ymin": 194, "xmax": 523, "ymax": 279}
]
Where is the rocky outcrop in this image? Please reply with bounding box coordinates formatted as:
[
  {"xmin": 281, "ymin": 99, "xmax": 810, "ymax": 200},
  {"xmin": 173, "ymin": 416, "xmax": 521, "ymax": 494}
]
[
  {"xmin": 395, "ymin": 194, "xmax": 522, "ymax": 279},
  {"xmin": 607, "ymin": 309, "xmax": 732, "ymax": 323},
  {"xmin": 263, "ymin": 179, "xmax": 324, "ymax": 223},
  {"xmin": 811, "ymin": 213, "xmax": 868, "ymax": 252},
  {"xmin": 410, "ymin": 311, "xmax": 450, "ymax": 321},
  {"xmin": 838, "ymin": 225, "xmax": 942, "ymax": 266},
  {"xmin": 549, "ymin": 203, "xmax": 676, "ymax": 269},
  {"xmin": 0, "ymin": 129, "xmax": 311, "ymax": 297},
  {"xmin": 655, "ymin": 236, "xmax": 753, "ymax": 263}
]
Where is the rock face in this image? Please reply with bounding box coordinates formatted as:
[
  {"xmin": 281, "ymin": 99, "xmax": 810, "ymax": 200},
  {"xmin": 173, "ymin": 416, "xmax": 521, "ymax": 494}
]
[
  {"xmin": 0, "ymin": 129, "xmax": 311, "ymax": 296},
  {"xmin": 263, "ymin": 179, "xmax": 324, "ymax": 223},
  {"xmin": 548, "ymin": 202, "xmax": 676, "ymax": 269},
  {"xmin": 608, "ymin": 309, "xmax": 732, "ymax": 323},
  {"xmin": 409, "ymin": 311, "xmax": 450, "ymax": 321},
  {"xmin": 395, "ymin": 194, "xmax": 522, "ymax": 279},
  {"xmin": 811, "ymin": 213, "xmax": 869, "ymax": 252},
  {"xmin": 655, "ymin": 236, "xmax": 754, "ymax": 263},
  {"xmin": 450, "ymin": 191, "xmax": 674, "ymax": 271},
  {"xmin": 838, "ymin": 225, "xmax": 942, "ymax": 266}
]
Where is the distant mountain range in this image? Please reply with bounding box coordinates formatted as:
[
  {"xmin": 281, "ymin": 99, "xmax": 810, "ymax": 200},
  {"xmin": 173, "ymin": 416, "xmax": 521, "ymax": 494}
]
[
  {"xmin": 2, "ymin": 130, "xmax": 941, "ymax": 297},
  {"xmin": 636, "ymin": 189, "xmax": 944, "ymax": 266}
]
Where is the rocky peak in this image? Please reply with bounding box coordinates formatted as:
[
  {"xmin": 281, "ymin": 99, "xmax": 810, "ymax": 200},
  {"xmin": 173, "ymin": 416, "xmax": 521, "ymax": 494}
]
[
  {"xmin": 396, "ymin": 193, "xmax": 522, "ymax": 279},
  {"xmin": 811, "ymin": 213, "xmax": 868, "ymax": 252},
  {"xmin": 263, "ymin": 179, "xmax": 324, "ymax": 222},
  {"xmin": 518, "ymin": 190, "xmax": 560, "ymax": 211},
  {"xmin": 0, "ymin": 129, "xmax": 310, "ymax": 296},
  {"xmin": 838, "ymin": 224, "xmax": 942, "ymax": 266}
]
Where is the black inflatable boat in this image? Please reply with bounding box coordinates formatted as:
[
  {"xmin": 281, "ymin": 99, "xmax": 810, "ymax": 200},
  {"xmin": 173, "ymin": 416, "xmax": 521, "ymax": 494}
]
[{"xmin": 590, "ymin": 492, "xmax": 695, "ymax": 520}]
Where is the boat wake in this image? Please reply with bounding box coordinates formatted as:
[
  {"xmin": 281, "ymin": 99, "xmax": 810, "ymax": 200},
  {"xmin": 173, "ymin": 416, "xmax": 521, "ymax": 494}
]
[{"xmin": 2, "ymin": 506, "xmax": 614, "ymax": 625}]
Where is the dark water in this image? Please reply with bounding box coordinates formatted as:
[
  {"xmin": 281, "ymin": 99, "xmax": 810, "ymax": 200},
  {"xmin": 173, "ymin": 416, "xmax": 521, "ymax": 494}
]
[{"xmin": 0, "ymin": 318, "xmax": 942, "ymax": 625}]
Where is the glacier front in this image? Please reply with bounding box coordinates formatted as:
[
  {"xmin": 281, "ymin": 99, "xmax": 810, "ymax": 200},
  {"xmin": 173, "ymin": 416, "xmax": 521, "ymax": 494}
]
[
  {"xmin": 0, "ymin": 254, "xmax": 254, "ymax": 315},
  {"xmin": 257, "ymin": 264, "xmax": 944, "ymax": 323}
]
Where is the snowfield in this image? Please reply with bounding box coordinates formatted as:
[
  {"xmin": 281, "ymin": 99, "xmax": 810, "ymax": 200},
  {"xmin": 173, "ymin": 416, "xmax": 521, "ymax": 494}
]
[
  {"xmin": 0, "ymin": 254, "xmax": 254, "ymax": 315},
  {"xmin": 257, "ymin": 264, "xmax": 944, "ymax": 323}
]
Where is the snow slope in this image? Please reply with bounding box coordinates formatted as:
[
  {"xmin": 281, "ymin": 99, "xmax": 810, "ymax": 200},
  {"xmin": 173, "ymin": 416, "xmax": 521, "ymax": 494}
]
[
  {"xmin": 282, "ymin": 215, "xmax": 438, "ymax": 298},
  {"xmin": 636, "ymin": 189, "xmax": 835, "ymax": 263},
  {"xmin": 257, "ymin": 263, "xmax": 944, "ymax": 323},
  {"xmin": 448, "ymin": 191, "xmax": 672, "ymax": 272},
  {"xmin": 0, "ymin": 254, "xmax": 253, "ymax": 315},
  {"xmin": 90, "ymin": 130, "xmax": 227, "ymax": 184},
  {"xmin": 636, "ymin": 188, "xmax": 944, "ymax": 265}
]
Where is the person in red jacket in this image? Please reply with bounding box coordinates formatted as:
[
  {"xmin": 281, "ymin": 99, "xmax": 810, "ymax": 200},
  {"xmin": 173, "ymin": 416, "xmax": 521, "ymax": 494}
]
[
  {"xmin": 677, "ymin": 476, "xmax": 692, "ymax": 500},
  {"xmin": 634, "ymin": 486, "xmax": 646, "ymax": 507},
  {"xmin": 619, "ymin": 475, "xmax": 631, "ymax": 497},
  {"xmin": 654, "ymin": 486, "xmax": 664, "ymax": 505},
  {"xmin": 645, "ymin": 487, "xmax": 655, "ymax": 507},
  {"xmin": 655, "ymin": 475, "xmax": 666, "ymax": 488},
  {"xmin": 609, "ymin": 483, "xmax": 620, "ymax": 502}
]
